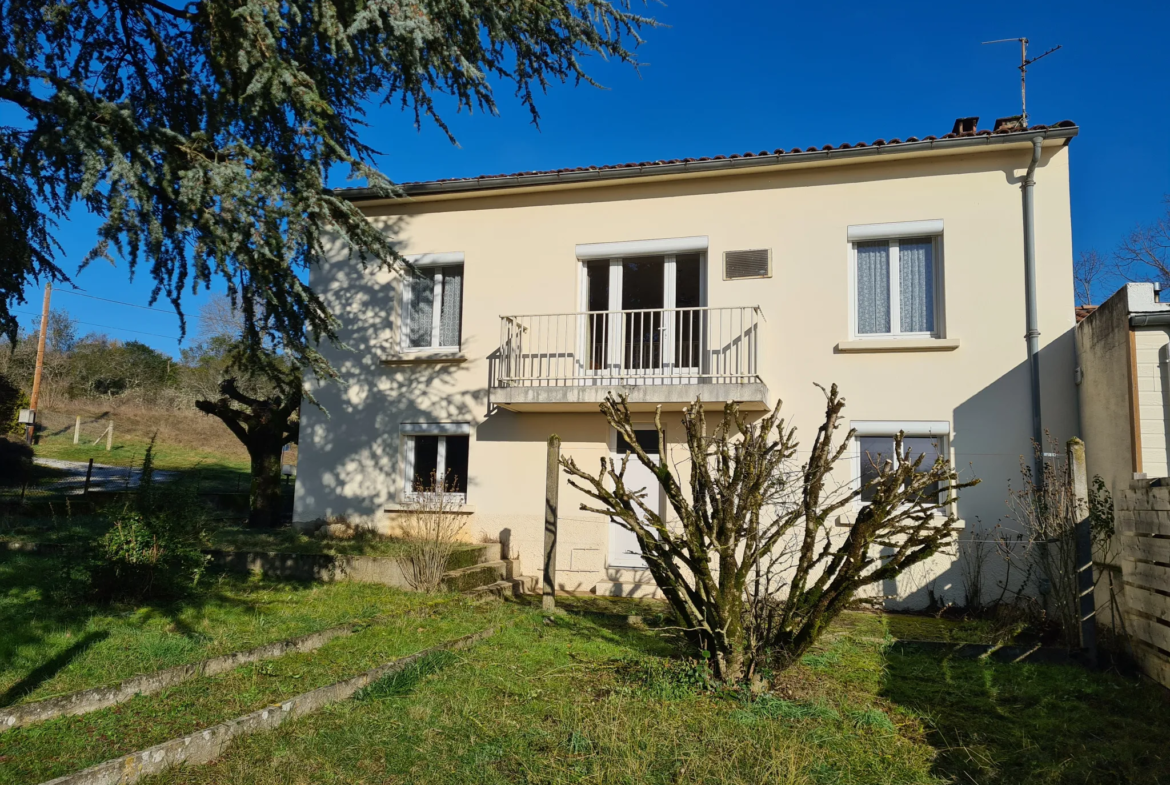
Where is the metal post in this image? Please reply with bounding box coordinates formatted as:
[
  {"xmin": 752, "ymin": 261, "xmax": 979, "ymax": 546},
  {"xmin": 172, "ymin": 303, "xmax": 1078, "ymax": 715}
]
[
  {"xmin": 1068, "ymin": 437, "xmax": 1098, "ymax": 666},
  {"xmin": 83, "ymin": 458, "xmax": 94, "ymax": 497},
  {"xmin": 543, "ymin": 434, "xmax": 561, "ymax": 612},
  {"xmin": 25, "ymin": 283, "xmax": 51, "ymax": 445},
  {"xmin": 73, "ymin": 415, "xmax": 81, "ymax": 445}
]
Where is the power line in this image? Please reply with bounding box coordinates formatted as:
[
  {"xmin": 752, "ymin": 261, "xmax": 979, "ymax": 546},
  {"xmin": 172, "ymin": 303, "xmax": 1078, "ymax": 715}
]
[
  {"xmin": 12, "ymin": 310, "xmax": 181, "ymax": 341},
  {"xmin": 55, "ymin": 288, "xmax": 180, "ymax": 315}
]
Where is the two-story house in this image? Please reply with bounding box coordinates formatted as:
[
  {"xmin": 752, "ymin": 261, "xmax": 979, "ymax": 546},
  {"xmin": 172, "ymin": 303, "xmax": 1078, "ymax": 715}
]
[{"xmin": 295, "ymin": 117, "xmax": 1081, "ymax": 608}]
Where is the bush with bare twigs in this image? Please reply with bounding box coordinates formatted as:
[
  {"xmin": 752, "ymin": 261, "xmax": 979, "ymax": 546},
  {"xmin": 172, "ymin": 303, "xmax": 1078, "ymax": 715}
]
[
  {"xmin": 561, "ymin": 385, "xmax": 978, "ymax": 683},
  {"xmin": 399, "ymin": 472, "xmax": 468, "ymax": 593}
]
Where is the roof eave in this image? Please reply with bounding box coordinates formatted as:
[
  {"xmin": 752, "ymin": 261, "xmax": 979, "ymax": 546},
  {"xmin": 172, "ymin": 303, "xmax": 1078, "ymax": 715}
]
[{"xmin": 338, "ymin": 125, "xmax": 1079, "ymax": 202}]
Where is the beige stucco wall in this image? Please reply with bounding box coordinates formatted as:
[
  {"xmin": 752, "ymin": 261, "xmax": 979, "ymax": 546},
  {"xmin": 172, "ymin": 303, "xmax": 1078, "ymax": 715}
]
[
  {"xmin": 295, "ymin": 140, "xmax": 1079, "ymax": 608},
  {"xmin": 1135, "ymin": 329, "xmax": 1170, "ymax": 478}
]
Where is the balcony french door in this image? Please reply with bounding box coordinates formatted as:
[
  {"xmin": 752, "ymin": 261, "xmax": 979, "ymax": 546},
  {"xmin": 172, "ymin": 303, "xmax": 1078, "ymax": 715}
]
[{"xmin": 583, "ymin": 253, "xmax": 702, "ymax": 381}]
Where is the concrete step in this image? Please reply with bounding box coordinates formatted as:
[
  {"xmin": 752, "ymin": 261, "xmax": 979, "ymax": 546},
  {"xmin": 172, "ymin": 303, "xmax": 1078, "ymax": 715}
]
[
  {"xmin": 511, "ymin": 574, "xmax": 539, "ymax": 595},
  {"xmin": 442, "ymin": 559, "xmax": 517, "ymax": 592},
  {"xmin": 467, "ymin": 580, "xmax": 516, "ymax": 599},
  {"xmin": 594, "ymin": 580, "xmax": 663, "ymax": 599}
]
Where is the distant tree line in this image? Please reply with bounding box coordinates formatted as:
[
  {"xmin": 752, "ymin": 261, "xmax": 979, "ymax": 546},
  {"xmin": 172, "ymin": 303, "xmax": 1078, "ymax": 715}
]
[{"xmin": 0, "ymin": 301, "xmax": 237, "ymax": 414}]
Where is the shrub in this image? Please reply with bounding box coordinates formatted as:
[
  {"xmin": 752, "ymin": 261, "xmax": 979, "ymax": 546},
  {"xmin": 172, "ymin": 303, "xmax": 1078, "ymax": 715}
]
[
  {"xmin": 0, "ymin": 373, "xmax": 28, "ymax": 435},
  {"xmin": 399, "ymin": 472, "xmax": 468, "ymax": 592},
  {"xmin": 0, "ymin": 436, "xmax": 34, "ymax": 486},
  {"xmin": 56, "ymin": 442, "xmax": 209, "ymax": 602}
]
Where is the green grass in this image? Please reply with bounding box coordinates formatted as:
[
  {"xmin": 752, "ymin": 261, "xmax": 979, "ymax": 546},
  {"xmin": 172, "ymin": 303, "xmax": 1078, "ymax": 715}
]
[
  {"xmin": 31, "ymin": 434, "xmax": 252, "ymax": 494},
  {"xmin": 0, "ymin": 552, "xmax": 455, "ymax": 706},
  {"xmin": 0, "ymin": 566, "xmax": 513, "ymax": 784},
  {"xmin": 207, "ymin": 526, "xmax": 416, "ymax": 558},
  {"xmin": 3, "ymin": 581, "xmax": 1168, "ymax": 785},
  {"xmin": 116, "ymin": 600, "xmax": 1167, "ymax": 785}
]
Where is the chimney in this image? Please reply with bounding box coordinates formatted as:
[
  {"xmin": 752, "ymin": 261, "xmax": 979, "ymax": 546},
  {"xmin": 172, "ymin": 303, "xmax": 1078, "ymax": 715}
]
[
  {"xmin": 951, "ymin": 117, "xmax": 980, "ymax": 135},
  {"xmin": 994, "ymin": 115, "xmax": 1027, "ymax": 133}
]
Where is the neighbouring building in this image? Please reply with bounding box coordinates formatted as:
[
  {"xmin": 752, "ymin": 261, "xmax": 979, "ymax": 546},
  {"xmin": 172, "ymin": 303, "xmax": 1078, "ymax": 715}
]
[{"xmin": 295, "ymin": 117, "xmax": 1081, "ymax": 608}]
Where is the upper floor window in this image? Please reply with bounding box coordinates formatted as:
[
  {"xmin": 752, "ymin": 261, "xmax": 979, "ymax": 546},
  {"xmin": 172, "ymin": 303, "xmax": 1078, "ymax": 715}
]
[
  {"xmin": 403, "ymin": 253, "xmax": 464, "ymax": 350},
  {"xmin": 848, "ymin": 221, "xmax": 943, "ymax": 339}
]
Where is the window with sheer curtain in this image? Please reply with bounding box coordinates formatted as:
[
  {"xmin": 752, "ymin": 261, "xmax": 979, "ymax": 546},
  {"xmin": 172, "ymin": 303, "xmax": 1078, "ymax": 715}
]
[
  {"xmin": 404, "ymin": 264, "xmax": 463, "ymax": 349},
  {"xmin": 854, "ymin": 237, "xmax": 938, "ymax": 337}
]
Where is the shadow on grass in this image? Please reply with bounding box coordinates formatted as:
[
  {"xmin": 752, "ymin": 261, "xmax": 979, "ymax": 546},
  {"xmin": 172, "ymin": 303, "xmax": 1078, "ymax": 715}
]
[
  {"xmin": 0, "ymin": 552, "xmax": 262, "ymax": 696},
  {"xmin": 0, "ymin": 630, "xmax": 110, "ymax": 706},
  {"xmin": 880, "ymin": 646, "xmax": 1170, "ymax": 784}
]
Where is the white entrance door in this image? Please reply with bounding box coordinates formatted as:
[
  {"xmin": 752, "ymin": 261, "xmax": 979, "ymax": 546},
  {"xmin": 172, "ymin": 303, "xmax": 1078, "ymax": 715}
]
[{"xmin": 609, "ymin": 428, "xmax": 661, "ymax": 569}]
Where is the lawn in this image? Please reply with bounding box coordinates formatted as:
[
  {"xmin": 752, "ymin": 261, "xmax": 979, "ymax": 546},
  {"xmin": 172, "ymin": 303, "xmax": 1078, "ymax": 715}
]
[
  {"xmin": 2, "ymin": 566, "xmax": 1167, "ymax": 785},
  {"xmin": 135, "ymin": 599, "xmax": 1166, "ymax": 785}
]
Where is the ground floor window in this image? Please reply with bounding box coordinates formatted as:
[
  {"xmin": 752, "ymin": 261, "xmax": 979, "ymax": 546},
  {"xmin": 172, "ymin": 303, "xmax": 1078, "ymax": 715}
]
[
  {"xmin": 852, "ymin": 421, "xmax": 949, "ymax": 504},
  {"xmin": 403, "ymin": 425, "xmax": 470, "ymax": 501}
]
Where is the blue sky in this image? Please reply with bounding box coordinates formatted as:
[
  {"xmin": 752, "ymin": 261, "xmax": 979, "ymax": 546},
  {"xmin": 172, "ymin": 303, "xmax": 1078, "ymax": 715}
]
[{"xmin": 10, "ymin": 0, "xmax": 1169, "ymax": 357}]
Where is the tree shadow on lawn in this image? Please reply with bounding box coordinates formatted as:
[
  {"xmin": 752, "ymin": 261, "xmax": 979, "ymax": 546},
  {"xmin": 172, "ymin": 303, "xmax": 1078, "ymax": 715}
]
[
  {"xmin": 0, "ymin": 554, "xmax": 262, "ymax": 702},
  {"xmin": 880, "ymin": 647, "xmax": 1170, "ymax": 784}
]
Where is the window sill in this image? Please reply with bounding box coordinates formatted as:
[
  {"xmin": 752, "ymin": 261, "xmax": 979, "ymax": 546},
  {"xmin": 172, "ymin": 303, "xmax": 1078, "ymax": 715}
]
[
  {"xmin": 381, "ymin": 352, "xmax": 467, "ymax": 366},
  {"xmin": 835, "ymin": 338, "xmax": 959, "ymax": 354},
  {"xmin": 385, "ymin": 502, "xmax": 476, "ymax": 514}
]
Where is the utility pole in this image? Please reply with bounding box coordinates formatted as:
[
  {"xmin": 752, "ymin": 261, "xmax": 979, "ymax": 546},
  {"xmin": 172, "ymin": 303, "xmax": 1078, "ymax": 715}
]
[{"xmin": 25, "ymin": 282, "xmax": 51, "ymax": 445}]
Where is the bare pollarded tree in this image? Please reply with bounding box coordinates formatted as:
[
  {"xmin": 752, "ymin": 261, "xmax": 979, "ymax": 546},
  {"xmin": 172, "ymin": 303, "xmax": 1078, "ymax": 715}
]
[
  {"xmin": 561, "ymin": 385, "xmax": 978, "ymax": 683},
  {"xmin": 1116, "ymin": 198, "xmax": 1170, "ymax": 286}
]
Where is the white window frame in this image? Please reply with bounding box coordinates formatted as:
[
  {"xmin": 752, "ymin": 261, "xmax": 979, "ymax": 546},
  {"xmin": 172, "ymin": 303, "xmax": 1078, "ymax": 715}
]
[
  {"xmin": 400, "ymin": 252, "xmax": 465, "ymax": 352},
  {"xmin": 575, "ymin": 242, "xmax": 708, "ymax": 377},
  {"xmin": 850, "ymin": 420, "xmax": 951, "ymax": 510},
  {"xmin": 401, "ymin": 422, "xmax": 471, "ymax": 503},
  {"xmin": 847, "ymin": 221, "xmax": 944, "ymax": 340}
]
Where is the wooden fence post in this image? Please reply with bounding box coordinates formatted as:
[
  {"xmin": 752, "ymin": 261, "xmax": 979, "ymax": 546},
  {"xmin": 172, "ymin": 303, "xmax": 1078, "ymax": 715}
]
[
  {"xmin": 83, "ymin": 458, "xmax": 94, "ymax": 497},
  {"xmin": 543, "ymin": 435, "xmax": 561, "ymax": 613},
  {"xmin": 73, "ymin": 415, "xmax": 81, "ymax": 445},
  {"xmin": 106, "ymin": 420, "xmax": 113, "ymax": 452},
  {"xmin": 1068, "ymin": 437, "xmax": 1098, "ymax": 666}
]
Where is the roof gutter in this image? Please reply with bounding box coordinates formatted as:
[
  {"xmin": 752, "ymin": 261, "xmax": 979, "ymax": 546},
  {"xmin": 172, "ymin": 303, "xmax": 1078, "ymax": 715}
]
[
  {"xmin": 338, "ymin": 125, "xmax": 1078, "ymax": 202},
  {"xmin": 1130, "ymin": 313, "xmax": 1170, "ymax": 328}
]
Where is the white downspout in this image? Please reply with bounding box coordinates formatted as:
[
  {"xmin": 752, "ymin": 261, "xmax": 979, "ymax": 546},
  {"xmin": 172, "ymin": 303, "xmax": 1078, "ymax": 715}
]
[{"xmin": 1022, "ymin": 135, "xmax": 1044, "ymax": 467}]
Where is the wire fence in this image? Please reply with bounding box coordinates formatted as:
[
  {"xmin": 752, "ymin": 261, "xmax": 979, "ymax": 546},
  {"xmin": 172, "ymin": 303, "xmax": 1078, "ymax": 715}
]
[{"xmin": 2, "ymin": 452, "xmax": 296, "ymax": 513}]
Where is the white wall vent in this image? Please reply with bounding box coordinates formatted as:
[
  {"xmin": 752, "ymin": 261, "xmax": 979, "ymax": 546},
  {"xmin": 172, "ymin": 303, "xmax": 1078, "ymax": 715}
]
[{"xmin": 724, "ymin": 249, "xmax": 771, "ymax": 280}]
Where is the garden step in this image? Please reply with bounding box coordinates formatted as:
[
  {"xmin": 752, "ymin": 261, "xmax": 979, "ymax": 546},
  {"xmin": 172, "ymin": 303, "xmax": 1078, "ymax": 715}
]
[
  {"xmin": 466, "ymin": 580, "xmax": 517, "ymax": 598},
  {"xmin": 441, "ymin": 560, "xmax": 513, "ymax": 592}
]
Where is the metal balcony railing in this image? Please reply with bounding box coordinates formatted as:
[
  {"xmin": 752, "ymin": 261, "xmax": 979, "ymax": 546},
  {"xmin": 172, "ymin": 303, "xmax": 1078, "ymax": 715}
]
[{"xmin": 496, "ymin": 306, "xmax": 763, "ymax": 388}]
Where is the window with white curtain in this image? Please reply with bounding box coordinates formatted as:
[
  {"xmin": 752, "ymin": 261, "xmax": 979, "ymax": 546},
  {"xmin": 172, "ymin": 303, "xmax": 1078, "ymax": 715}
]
[
  {"xmin": 854, "ymin": 237, "xmax": 939, "ymax": 337},
  {"xmin": 404, "ymin": 263, "xmax": 463, "ymax": 350}
]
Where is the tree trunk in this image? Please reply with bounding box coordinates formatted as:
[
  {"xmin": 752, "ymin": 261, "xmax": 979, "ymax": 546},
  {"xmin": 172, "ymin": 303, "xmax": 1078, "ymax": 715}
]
[{"xmin": 248, "ymin": 441, "xmax": 284, "ymax": 528}]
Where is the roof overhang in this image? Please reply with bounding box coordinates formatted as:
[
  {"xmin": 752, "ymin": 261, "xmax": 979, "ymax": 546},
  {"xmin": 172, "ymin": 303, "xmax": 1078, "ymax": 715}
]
[{"xmin": 339, "ymin": 125, "xmax": 1078, "ymax": 206}]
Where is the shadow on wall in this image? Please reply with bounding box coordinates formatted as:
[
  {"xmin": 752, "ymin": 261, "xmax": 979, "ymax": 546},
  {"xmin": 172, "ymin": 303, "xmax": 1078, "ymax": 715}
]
[
  {"xmin": 888, "ymin": 328, "xmax": 1078, "ymax": 610},
  {"xmin": 295, "ymin": 216, "xmax": 489, "ymax": 526}
]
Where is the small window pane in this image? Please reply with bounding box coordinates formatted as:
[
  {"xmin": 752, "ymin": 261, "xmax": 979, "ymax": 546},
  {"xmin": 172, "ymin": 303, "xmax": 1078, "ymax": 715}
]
[
  {"xmin": 899, "ymin": 239, "xmax": 934, "ymax": 333},
  {"xmin": 859, "ymin": 434, "xmax": 942, "ymax": 502},
  {"xmin": 618, "ymin": 429, "xmax": 660, "ymax": 457},
  {"xmin": 439, "ymin": 265, "xmax": 463, "ymax": 347},
  {"xmin": 859, "ymin": 436, "xmax": 893, "ymax": 502},
  {"xmin": 443, "ymin": 435, "xmax": 469, "ymax": 494},
  {"xmin": 856, "ymin": 242, "xmax": 890, "ymax": 334},
  {"xmin": 412, "ymin": 435, "xmax": 439, "ymax": 491},
  {"xmin": 407, "ymin": 270, "xmax": 435, "ymax": 348}
]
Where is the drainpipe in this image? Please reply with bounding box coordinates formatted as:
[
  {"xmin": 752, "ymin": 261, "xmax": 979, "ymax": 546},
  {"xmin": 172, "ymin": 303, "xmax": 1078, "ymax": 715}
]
[{"xmin": 1022, "ymin": 135, "xmax": 1044, "ymax": 471}]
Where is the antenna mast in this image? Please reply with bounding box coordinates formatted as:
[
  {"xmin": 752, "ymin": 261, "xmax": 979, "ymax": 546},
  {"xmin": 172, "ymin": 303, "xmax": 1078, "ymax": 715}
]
[{"xmin": 982, "ymin": 37, "xmax": 1062, "ymax": 127}]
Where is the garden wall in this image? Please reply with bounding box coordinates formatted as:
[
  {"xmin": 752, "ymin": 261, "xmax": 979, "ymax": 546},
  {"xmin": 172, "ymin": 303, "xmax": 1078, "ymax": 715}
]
[{"xmin": 1114, "ymin": 480, "xmax": 1170, "ymax": 688}]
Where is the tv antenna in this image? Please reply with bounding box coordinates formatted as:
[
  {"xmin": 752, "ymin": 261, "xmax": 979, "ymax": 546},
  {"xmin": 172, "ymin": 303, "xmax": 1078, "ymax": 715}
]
[{"xmin": 982, "ymin": 37, "xmax": 1062, "ymax": 128}]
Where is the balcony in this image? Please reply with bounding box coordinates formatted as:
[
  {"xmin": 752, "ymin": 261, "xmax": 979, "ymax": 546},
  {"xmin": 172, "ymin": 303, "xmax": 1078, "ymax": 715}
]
[{"xmin": 492, "ymin": 306, "xmax": 768, "ymax": 411}]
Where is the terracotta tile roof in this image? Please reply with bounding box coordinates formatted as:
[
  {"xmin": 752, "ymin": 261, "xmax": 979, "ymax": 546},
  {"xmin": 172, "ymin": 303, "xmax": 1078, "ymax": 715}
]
[
  {"xmin": 1076, "ymin": 305, "xmax": 1097, "ymax": 323},
  {"xmin": 337, "ymin": 119, "xmax": 1078, "ymax": 198}
]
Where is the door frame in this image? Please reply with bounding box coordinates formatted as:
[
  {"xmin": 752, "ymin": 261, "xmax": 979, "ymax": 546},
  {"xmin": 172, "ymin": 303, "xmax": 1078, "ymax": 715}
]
[
  {"xmin": 607, "ymin": 423, "xmax": 662, "ymax": 569},
  {"xmin": 577, "ymin": 253, "xmax": 707, "ymax": 382}
]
